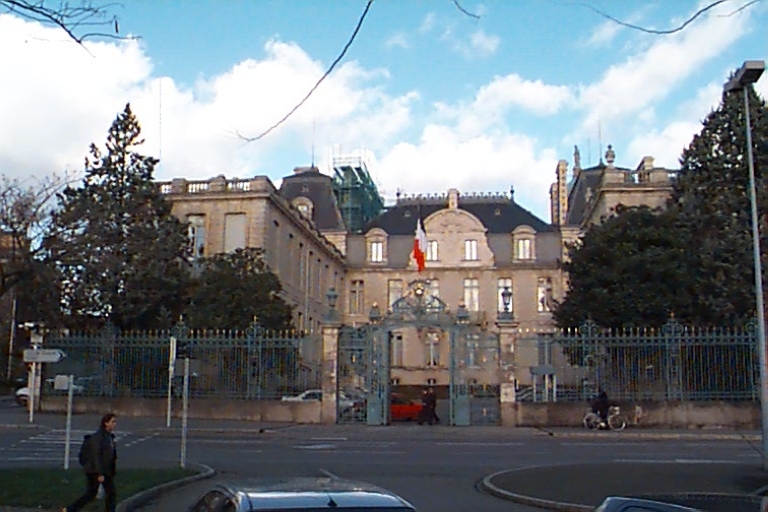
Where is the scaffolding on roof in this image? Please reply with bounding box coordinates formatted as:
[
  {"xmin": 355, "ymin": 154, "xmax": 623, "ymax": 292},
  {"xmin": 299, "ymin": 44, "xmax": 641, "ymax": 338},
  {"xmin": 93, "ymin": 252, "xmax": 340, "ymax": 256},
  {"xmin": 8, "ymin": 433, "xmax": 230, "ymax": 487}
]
[{"xmin": 331, "ymin": 154, "xmax": 385, "ymax": 233}]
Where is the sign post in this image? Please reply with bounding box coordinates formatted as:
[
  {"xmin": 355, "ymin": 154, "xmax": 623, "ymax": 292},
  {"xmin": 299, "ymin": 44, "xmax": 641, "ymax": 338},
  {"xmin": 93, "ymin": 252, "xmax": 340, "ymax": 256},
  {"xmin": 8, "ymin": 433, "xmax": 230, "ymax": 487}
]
[
  {"xmin": 166, "ymin": 337, "xmax": 177, "ymax": 428},
  {"xmin": 23, "ymin": 342, "xmax": 66, "ymax": 424},
  {"xmin": 54, "ymin": 375, "xmax": 75, "ymax": 469},
  {"xmin": 180, "ymin": 356, "xmax": 190, "ymax": 469}
]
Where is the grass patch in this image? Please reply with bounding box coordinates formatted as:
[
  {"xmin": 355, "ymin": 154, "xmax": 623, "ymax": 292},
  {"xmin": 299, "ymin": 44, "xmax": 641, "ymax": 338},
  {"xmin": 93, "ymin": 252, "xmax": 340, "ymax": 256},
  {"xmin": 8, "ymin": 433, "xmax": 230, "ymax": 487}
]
[{"xmin": 0, "ymin": 467, "xmax": 196, "ymax": 510}]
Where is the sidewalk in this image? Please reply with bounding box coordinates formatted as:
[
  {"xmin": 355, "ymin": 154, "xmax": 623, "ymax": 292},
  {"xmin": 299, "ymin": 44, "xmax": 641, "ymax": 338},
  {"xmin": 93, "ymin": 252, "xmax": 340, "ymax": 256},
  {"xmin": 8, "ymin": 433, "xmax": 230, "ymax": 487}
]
[{"xmin": 483, "ymin": 462, "xmax": 768, "ymax": 512}]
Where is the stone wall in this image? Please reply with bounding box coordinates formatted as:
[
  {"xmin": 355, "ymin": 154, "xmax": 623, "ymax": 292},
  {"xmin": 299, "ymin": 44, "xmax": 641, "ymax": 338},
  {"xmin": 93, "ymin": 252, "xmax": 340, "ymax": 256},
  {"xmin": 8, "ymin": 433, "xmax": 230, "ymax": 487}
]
[
  {"xmin": 41, "ymin": 397, "xmax": 322, "ymax": 423},
  {"xmin": 503, "ymin": 401, "xmax": 760, "ymax": 429}
]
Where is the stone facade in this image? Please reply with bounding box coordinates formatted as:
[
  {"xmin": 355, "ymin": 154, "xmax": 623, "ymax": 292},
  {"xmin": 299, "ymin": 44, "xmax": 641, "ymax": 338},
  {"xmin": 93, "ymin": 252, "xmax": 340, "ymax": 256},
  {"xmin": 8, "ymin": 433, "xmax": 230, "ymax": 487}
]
[{"xmin": 156, "ymin": 146, "xmax": 677, "ymax": 392}]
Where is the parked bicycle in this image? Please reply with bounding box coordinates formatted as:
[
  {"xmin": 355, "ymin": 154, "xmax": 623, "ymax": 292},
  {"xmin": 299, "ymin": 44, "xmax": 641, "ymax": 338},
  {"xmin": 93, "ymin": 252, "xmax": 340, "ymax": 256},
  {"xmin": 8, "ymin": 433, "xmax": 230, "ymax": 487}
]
[{"xmin": 583, "ymin": 405, "xmax": 627, "ymax": 431}]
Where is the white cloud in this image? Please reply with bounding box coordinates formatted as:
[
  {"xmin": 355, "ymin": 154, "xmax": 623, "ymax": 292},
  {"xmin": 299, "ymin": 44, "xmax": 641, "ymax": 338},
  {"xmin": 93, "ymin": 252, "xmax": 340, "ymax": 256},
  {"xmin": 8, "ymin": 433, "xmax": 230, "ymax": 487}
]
[
  {"xmin": 435, "ymin": 74, "xmax": 573, "ymax": 135},
  {"xmin": 576, "ymin": 1, "xmax": 750, "ymax": 132},
  {"xmin": 419, "ymin": 13, "xmax": 435, "ymax": 33},
  {"xmin": 385, "ymin": 32, "xmax": 409, "ymax": 49},
  {"xmin": 585, "ymin": 20, "xmax": 622, "ymax": 47},
  {"xmin": 469, "ymin": 29, "xmax": 500, "ymax": 56},
  {"xmin": 375, "ymin": 125, "xmax": 558, "ymax": 217}
]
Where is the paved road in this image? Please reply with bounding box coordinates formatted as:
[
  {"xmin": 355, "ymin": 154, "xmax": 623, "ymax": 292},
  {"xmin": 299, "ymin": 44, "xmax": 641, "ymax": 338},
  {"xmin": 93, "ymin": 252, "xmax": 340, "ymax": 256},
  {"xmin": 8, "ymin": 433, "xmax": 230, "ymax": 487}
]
[{"xmin": 0, "ymin": 408, "xmax": 763, "ymax": 512}]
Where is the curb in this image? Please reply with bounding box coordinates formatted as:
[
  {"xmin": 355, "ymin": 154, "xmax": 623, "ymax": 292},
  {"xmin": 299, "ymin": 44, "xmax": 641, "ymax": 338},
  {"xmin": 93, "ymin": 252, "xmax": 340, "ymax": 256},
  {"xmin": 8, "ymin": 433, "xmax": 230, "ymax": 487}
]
[
  {"xmin": 536, "ymin": 430, "xmax": 760, "ymax": 442},
  {"xmin": 481, "ymin": 469, "xmax": 592, "ymax": 512},
  {"xmin": 115, "ymin": 462, "xmax": 216, "ymax": 512}
]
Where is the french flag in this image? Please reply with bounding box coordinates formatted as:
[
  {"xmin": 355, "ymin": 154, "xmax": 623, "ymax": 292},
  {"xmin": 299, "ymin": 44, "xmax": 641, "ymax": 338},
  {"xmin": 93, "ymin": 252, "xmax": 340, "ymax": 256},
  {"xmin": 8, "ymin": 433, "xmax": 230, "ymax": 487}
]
[{"xmin": 413, "ymin": 217, "xmax": 426, "ymax": 272}]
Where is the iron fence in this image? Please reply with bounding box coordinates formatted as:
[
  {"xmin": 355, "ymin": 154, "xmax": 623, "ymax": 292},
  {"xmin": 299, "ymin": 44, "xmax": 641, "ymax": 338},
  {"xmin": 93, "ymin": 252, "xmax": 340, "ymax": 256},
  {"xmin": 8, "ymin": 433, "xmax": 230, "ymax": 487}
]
[
  {"xmin": 39, "ymin": 321, "xmax": 321, "ymax": 400},
  {"xmin": 514, "ymin": 319, "xmax": 758, "ymax": 402}
]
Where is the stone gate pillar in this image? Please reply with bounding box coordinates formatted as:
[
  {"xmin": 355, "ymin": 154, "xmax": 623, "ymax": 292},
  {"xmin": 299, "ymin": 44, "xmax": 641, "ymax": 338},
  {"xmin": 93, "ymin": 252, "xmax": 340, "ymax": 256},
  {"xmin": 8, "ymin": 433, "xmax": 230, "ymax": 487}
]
[
  {"xmin": 496, "ymin": 319, "xmax": 518, "ymax": 427},
  {"xmin": 320, "ymin": 320, "xmax": 341, "ymax": 424}
]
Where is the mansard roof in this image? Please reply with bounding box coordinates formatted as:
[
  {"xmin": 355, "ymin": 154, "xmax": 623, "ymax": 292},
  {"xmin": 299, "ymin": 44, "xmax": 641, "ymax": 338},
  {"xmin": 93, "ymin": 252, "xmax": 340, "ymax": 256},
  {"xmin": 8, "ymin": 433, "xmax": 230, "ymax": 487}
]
[
  {"xmin": 279, "ymin": 167, "xmax": 346, "ymax": 231},
  {"xmin": 363, "ymin": 192, "xmax": 554, "ymax": 235}
]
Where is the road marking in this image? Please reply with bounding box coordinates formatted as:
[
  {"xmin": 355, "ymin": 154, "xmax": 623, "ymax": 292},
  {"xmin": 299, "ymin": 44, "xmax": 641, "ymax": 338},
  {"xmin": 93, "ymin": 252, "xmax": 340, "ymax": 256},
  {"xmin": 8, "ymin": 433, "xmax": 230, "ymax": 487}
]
[
  {"xmin": 312, "ymin": 437, "xmax": 347, "ymax": 441},
  {"xmin": 613, "ymin": 458, "xmax": 744, "ymax": 464},
  {"xmin": 436, "ymin": 442, "xmax": 524, "ymax": 446},
  {"xmin": 336, "ymin": 450, "xmax": 406, "ymax": 455},
  {"xmin": 294, "ymin": 444, "xmax": 337, "ymax": 450},
  {"xmin": 189, "ymin": 439, "xmax": 267, "ymax": 445},
  {"xmin": 319, "ymin": 468, "xmax": 339, "ymax": 478}
]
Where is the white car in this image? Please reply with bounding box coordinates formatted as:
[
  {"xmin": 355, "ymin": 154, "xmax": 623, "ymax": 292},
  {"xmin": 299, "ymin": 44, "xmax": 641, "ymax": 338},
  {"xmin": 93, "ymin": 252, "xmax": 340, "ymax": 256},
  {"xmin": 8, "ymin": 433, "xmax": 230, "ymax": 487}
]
[
  {"xmin": 281, "ymin": 389, "xmax": 355, "ymax": 410},
  {"xmin": 16, "ymin": 380, "xmax": 85, "ymax": 406}
]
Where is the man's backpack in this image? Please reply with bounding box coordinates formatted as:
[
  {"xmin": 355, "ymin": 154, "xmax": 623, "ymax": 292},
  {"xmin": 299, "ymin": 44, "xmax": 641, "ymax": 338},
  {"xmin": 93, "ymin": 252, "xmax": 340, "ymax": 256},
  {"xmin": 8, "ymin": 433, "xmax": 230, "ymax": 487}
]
[{"xmin": 78, "ymin": 434, "xmax": 92, "ymax": 467}]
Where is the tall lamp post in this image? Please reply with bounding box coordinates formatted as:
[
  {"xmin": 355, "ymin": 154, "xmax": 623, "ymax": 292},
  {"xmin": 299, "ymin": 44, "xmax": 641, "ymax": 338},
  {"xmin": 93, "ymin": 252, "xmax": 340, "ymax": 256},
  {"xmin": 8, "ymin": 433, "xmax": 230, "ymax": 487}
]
[{"xmin": 724, "ymin": 59, "xmax": 766, "ymax": 469}]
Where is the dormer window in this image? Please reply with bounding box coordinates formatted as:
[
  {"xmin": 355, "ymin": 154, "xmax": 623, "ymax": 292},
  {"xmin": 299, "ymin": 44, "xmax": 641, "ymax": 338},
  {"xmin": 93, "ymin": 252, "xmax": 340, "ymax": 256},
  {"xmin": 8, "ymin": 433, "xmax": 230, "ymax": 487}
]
[
  {"xmin": 370, "ymin": 241, "xmax": 383, "ymax": 262},
  {"xmin": 365, "ymin": 228, "xmax": 388, "ymax": 265},
  {"xmin": 292, "ymin": 197, "xmax": 313, "ymax": 219},
  {"xmin": 426, "ymin": 240, "xmax": 439, "ymax": 261},
  {"xmin": 464, "ymin": 239, "xmax": 478, "ymax": 261},
  {"xmin": 516, "ymin": 239, "xmax": 532, "ymax": 259},
  {"xmin": 513, "ymin": 226, "xmax": 536, "ymax": 261}
]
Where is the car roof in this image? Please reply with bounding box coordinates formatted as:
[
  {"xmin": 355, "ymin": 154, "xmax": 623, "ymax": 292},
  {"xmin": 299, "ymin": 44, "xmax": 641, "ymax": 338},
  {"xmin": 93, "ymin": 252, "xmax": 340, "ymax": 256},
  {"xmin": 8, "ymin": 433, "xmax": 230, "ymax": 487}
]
[
  {"xmin": 214, "ymin": 477, "xmax": 415, "ymax": 510},
  {"xmin": 597, "ymin": 496, "xmax": 702, "ymax": 511}
]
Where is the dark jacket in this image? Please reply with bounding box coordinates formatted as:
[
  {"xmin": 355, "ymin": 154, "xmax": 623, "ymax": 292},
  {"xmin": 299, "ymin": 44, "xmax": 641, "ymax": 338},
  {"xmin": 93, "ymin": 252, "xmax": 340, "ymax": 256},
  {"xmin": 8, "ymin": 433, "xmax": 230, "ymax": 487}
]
[{"xmin": 83, "ymin": 428, "xmax": 117, "ymax": 476}]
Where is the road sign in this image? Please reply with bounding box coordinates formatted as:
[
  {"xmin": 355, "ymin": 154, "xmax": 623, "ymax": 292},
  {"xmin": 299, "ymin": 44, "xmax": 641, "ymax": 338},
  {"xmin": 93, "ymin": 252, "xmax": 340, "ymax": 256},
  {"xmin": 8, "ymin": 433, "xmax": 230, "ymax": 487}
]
[{"xmin": 23, "ymin": 349, "xmax": 66, "ymax": 364}]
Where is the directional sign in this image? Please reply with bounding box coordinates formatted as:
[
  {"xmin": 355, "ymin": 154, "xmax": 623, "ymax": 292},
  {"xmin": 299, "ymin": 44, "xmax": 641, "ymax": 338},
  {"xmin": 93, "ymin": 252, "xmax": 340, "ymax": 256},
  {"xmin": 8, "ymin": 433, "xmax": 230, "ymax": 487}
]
[{"xmin": 23, "ymin": 349, "xmax": 66, "ymax": 364}]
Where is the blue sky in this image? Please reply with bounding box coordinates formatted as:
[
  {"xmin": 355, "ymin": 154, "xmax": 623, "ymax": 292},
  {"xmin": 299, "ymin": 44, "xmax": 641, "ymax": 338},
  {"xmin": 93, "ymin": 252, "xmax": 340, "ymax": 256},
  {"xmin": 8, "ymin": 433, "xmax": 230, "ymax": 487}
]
[{"xmin": 1, "ymin": 0, "xmax": 766, "ymax": 220}]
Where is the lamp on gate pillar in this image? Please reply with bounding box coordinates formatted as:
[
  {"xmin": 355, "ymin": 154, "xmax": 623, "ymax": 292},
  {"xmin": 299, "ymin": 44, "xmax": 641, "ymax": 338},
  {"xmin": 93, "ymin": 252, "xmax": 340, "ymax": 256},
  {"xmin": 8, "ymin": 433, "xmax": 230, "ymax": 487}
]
[
  {"xmin": 368, "ymin": 302, "xmax": 382, "ymax": 324},
  {"xmin": 325, "ymin": 287, "xmax": 339, "ymax": 321},
  {"xmin": 456, "ymin": 302, "xmax": 469, "ymax": 324},
  {"xmin": 724, "ymin": 59, "xmax": 766, "ymax": 470},
  {"xmin": 498, "ymin": 286, "xmax": 513, "ymax": 322}
]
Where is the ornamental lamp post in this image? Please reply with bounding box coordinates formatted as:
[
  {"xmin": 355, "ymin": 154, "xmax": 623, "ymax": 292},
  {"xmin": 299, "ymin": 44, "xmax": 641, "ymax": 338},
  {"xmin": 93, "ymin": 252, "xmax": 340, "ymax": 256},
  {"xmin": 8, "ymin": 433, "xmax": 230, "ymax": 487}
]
[{"xmin": 724, "ymin": 59, "xmax": 766, "ymax": 469}]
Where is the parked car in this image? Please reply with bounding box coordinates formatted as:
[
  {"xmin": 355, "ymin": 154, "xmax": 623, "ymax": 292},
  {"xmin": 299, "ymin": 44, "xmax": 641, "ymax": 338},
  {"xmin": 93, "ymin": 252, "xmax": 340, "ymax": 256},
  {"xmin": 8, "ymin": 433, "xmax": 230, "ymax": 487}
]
[
  {"xmin": 595, "ymin": 497, "xmax": 702, "ymax": 511},
  {"xmin": 390, "ymin": 393, "xmax": 422, "ymax": 422},
  {"xmin": 189, "ymin": 477, "xmax": 417, "ymax": 511},
  {"xmin": 281, "ymin": 389, "xmax": 356, "ymax": 410}
]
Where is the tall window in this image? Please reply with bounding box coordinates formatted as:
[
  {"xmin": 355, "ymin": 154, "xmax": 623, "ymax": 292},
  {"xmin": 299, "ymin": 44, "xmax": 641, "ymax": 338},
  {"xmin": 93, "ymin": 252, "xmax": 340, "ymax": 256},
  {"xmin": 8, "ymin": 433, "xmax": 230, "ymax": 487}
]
[
  {"xmin": 390, "ymin": 332, "xmax": 403, "ymax": 367},
  {"xmin": 187, "ymin": 214, "xmax": 206, "ymax": 258},
  {"xmin": 428, "ymin": 279, "xmax": 440, "ymax": 298},
  {"xmin": 537, "ymin": 277, "xmax": 553, "ymax": 312},
  {"xmin": 224, "ymin": 213, "xmax": 247, "ymax": 253},
  {"xmin": 387, "ymin": 279, "xmax": 404, "ymax": 309},
  {"xmin": 350, "ymin": 280, "xmax": 364, "ymax": 314},
  {"xmin": 426, "ymin": 240, "xmax": 439, "ymax": 261},
  {"xmin": 369, "ymin": 241, "xmax": 384, "ymax": 262},
  {"xmin": 464, "ymin": 239, "xmax": 478, "ymax": 260},
  {"xmin": 463, "ymin": 278, "xmax": 480, "ymax": 312},
  {"xmin": 426, "ymin": 332, "xmax": 440, "ymax": 367},
  {"xmin": 466, "ymin": 333, "xmax": 480, "ymax": 367},
  {"xmin": 497, "ymin": 278, "xmax": 513, "ymax": 312},
  {"xmin": 515, "ymin": 238, "xmax": 532, "ymax": 260}
]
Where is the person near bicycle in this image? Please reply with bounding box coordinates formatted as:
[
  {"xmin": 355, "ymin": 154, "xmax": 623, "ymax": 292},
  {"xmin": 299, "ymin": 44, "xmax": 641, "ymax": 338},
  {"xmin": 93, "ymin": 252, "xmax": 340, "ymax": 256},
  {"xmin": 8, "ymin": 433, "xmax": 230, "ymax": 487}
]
[{"xmin": 591, "ymin": 390, "xmax": 610, "ymax": 425}]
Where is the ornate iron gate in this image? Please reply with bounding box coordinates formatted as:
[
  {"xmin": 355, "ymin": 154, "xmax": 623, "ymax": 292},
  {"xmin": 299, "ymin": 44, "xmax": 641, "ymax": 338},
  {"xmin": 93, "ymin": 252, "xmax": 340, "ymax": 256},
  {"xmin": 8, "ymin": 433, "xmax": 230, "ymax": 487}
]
[{"xmin": 337, "ymin": 279, "xmax": 501, "ymax": 426}]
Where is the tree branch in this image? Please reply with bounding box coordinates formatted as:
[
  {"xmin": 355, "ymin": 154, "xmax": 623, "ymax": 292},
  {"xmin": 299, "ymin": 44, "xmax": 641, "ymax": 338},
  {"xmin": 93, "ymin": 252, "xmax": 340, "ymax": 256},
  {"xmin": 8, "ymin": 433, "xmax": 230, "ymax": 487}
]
[
  {"xmin": 578, "ymin": 0, "xmax": 753, "ymax": 35},
  {"xmin": 0, "ymin": 0, "xmax": 135, "ymax": 46},
  {"xmin": 238, "ymin": 0, "xmax": 374, "ymax": 143},
  {"xmin": 451, "ymin": 0, "xmax": 480, "ymax": 19}
]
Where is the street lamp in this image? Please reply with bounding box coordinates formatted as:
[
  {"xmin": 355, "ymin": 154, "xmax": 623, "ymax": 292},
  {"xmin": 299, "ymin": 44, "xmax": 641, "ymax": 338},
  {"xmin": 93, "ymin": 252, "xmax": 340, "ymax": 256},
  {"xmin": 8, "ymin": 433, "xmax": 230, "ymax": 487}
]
[
  {"xmin": 498, "ymin": 286, "xmax": 513, "ymax": 322},
  {"xmin": 724, "ymin": 59, "xmax": 766, "ymax": 469},
  {"xmin": 325, "ymin": 288, "xmax": 338, "ymax": 322},
  {"xmin": 368, "ymin": 302, "xmax": 382, "ymax": 324}
]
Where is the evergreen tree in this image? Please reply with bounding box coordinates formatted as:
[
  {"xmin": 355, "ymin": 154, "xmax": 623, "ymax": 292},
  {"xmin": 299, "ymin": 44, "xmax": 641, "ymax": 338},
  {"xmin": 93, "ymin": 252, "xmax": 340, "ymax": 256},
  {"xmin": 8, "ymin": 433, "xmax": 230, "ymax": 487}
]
[
  {"xmin": 553, "ymin": 206, "xmax": 693, "ymax": 329},
  {"xmin": 184, "ymin": 248, "xmax": 294, "ymax": 331},
  {"xmin": 43, "ymin": 104, "xmax": 190, "ymax": 329},
  {"xmin": 669, "ymin": 83, "xmax": 768, "ymax": 325}
]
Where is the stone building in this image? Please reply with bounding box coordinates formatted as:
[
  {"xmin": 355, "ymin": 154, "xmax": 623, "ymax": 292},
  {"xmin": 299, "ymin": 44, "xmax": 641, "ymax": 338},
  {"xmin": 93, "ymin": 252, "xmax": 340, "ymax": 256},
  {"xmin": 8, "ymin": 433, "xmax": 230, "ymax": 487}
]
[{"xmin": 156, "ymin": 145, "xmax": 675, "ymax": 422}]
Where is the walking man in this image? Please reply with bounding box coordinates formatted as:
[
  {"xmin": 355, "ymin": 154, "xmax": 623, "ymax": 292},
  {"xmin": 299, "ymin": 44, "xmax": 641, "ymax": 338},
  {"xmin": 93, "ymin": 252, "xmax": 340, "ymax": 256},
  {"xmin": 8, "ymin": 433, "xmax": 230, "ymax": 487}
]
[{"xmin": 62, "ymin": 413, "xmax": 118, "ymax": 512}]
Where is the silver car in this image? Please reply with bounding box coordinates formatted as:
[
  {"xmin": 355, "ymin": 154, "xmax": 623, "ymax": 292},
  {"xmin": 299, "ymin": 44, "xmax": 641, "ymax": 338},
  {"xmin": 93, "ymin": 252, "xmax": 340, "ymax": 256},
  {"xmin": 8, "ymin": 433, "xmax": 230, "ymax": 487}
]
[{"xmin": 189, "ymin": 477, "xmax": 417, "ymax": 511}]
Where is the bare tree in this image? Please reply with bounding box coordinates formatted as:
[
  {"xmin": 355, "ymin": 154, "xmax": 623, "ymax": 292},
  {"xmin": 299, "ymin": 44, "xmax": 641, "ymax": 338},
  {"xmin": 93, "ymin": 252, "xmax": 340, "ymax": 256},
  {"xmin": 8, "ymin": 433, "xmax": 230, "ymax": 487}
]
[
  {"xmin": 0, "ymin": 173, "xmax": 70, "ymax": 298},
  {"xmin": 0, "ymin": 0, "xmax": 131, "ymax": 44}
]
